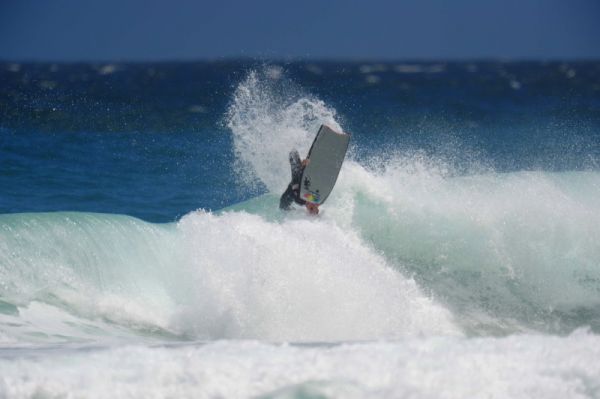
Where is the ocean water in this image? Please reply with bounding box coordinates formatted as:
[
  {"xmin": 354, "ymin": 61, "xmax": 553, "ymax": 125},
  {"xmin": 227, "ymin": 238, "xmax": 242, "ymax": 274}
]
[{"xmin": 1, "ymin": 60, "xmax": 600, "ymax": 398}]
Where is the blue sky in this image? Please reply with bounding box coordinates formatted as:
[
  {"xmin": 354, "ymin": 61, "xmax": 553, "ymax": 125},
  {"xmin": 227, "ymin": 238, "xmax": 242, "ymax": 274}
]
[{"xmin": 1, "ymin": 0, "xmax": 599, "ymax": 61}]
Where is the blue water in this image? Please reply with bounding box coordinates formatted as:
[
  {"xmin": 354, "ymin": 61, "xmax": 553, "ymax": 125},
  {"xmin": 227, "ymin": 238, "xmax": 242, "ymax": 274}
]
[
  {"xmin": 1, "ymin": 61, "xmax": 600, "ymax": 397},
  {"xmin": 2, "ymin": 61, "xmax": 599, "ymax": 221}
]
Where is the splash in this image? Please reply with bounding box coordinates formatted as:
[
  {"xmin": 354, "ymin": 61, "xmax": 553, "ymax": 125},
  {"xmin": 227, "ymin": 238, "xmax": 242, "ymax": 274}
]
[{"xmin": 225, "ymin": 68, "xmax": 341, "ymax": 193}]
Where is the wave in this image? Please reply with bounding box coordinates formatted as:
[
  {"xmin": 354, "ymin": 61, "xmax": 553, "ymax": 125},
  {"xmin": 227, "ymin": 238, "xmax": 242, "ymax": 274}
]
[
  {"xmin": 230, "ymin": 166, "xmax": 600, "ymax": 335},
  {"xmin": 2, "ymin": 67, "xmax": 600, "ymax": 344},
  {"xmin": 2, "ymin": 165, "xmax": 599, "ymax": 344},
  {"xmin": 223, "ymin": 67, "xmax": 600, "ymax": 335},
  {"xmin": 0, "ymin": 210, "xmax": 459, "ymax": 344},
  {"xmin": 334, "ymin": 163, "xmax": 600, "ymax": 334}
]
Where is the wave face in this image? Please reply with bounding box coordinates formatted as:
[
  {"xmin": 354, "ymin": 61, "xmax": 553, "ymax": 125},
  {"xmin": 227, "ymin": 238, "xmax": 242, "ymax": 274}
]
[{"xmin": 0, "ymin": 210, "xmax": 459, "ymax": 344}]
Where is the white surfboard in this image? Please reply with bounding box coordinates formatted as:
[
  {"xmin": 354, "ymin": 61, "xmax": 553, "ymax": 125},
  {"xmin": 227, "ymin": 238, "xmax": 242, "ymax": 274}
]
[{"xmin": 299, "ymin": 124, "xmax": 350, "ymax": 205}]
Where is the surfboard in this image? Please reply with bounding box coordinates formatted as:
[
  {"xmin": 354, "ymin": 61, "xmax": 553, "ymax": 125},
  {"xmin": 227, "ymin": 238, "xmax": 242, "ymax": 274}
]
[{"xmin": 299, "ymin": 124, "xmax": 350, "ymax": 205}]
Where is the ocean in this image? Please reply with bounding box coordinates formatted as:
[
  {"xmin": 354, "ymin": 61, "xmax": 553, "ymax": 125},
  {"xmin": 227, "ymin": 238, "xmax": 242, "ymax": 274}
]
[{"xmin": 1, "ymin": 60, "xmax": 600, "ymax": 398}]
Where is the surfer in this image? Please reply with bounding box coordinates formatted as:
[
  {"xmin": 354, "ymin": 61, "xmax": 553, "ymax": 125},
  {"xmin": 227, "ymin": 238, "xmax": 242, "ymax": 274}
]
[{"xmin": 279, "ymin": 149, "xmax": 319, "ymax": 215}]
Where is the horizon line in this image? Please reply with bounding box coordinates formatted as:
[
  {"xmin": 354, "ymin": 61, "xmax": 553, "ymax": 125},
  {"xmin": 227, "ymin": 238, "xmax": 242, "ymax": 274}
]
[{"xmin": 2, "ymin": 56, "xmax": 600, "ymax": 65}]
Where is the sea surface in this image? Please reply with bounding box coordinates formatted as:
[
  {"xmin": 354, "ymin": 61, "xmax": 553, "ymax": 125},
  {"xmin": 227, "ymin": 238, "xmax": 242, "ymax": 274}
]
[{"xmin": 1, "ymin": 60, "xmax": 600, "ymax": 398}]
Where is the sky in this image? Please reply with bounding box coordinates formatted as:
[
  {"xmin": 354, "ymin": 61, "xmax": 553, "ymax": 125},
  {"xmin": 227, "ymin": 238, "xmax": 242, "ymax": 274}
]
[{"xmin": 1, "ymin": 0, "xmax": 599, "ymax": 61}]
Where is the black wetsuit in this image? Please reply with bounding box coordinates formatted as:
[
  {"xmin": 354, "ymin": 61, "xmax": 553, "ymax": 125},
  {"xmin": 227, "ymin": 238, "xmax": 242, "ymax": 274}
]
[{"xmin": 279, "ymin": 150, "xmax": 306, "ymax": 210}]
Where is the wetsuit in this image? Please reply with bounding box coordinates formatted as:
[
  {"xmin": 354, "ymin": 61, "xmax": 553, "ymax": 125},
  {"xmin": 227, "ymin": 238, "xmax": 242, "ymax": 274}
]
[{"xmin": 279, "ymin": 149, "xmax": 307, "ymax": 210}]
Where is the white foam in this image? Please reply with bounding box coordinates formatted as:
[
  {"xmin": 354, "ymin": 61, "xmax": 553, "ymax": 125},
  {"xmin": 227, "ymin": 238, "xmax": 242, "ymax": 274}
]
[
  {"xmin": 365, "ymin": 75, "xmax": 381, "ymax": 84},
  {"xmin": 98, "ymin": 64, "xmax": 118, "ymax": 75},
  {"xmin": 1, "ymin": 330, "xmax": 599, "ymax": 398},
  {"xmin": 6, "ymin": 63, "xmax": 20, "ymax": 73},
  {"xmin": 305, "ymin": 64, "xmax": 323, "ymax": 75},
  {"xmin": 173, "ymin": 210, "xmax": 460, "ymax": 341},
  {"xmin": 393, "ymin": 64, "xmax": 446, "ymax": 74},
  {"xmin": 359, "ymin": 64, "xmax": 388, "ymax": 74}
]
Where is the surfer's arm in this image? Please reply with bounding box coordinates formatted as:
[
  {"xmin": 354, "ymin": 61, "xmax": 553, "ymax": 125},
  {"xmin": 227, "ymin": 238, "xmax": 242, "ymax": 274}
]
[{"xmin": 293, "ymin": 194, "xmax": 306, "ymax": 206}]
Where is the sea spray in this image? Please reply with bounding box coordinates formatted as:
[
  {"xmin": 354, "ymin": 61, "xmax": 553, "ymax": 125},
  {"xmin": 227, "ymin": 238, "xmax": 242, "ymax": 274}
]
[{"xmin": 225, "ymin": 68, "xmax": 342, "ymax": 193}]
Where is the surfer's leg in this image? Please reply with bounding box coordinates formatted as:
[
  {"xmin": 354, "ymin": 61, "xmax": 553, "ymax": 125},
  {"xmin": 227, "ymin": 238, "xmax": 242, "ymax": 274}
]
[
  {"xmin": 289, "ymin": 149, "xmax": 302, "ymax": 181},
  {"xmin": 279, "ymin": 184, "xmax": 295, "ymax": 210},
  {"xmin": 290, "ymin": 149, "xmax": 302, "ymax": 176},
  {"xmin": 289, "ymin": 149, "xmax": 301, "ymax": 165}
]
